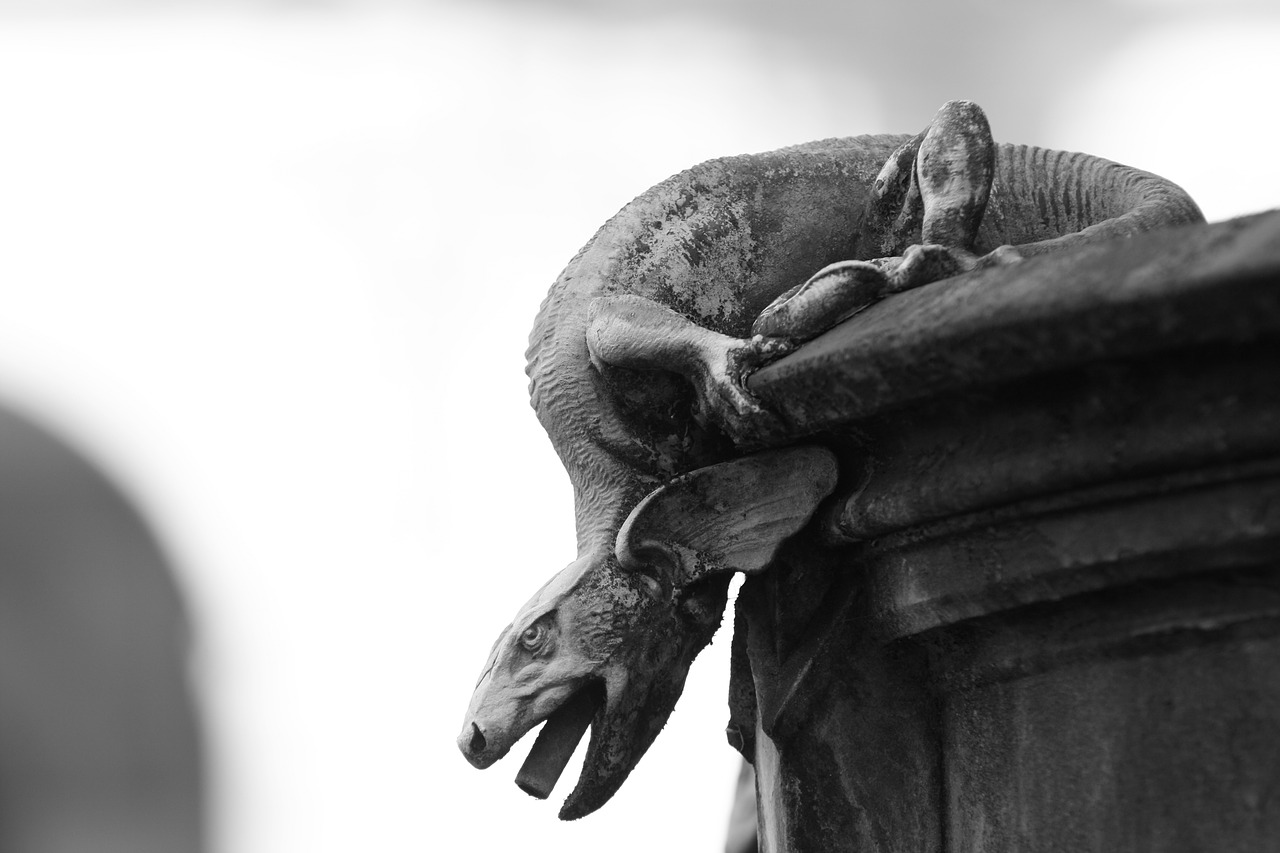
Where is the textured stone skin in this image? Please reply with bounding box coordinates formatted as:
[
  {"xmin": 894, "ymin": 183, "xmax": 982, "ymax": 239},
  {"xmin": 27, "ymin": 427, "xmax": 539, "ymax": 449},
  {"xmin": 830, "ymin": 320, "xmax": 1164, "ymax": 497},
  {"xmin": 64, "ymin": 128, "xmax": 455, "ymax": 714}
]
[
  {"xmin": 737, "ymin": 211, "xmax": 1280, "ymax": 852},
  {"xmin": 574, "ymin": 101, "xmax": 1202, "ymax": 451},
  {"xmin": 458, "ymin": 447, "xmax": 837, "ymax": 820},
  {"xmin": 458, "ymin": 102, "xmax": 1205, "ymax": 821}
]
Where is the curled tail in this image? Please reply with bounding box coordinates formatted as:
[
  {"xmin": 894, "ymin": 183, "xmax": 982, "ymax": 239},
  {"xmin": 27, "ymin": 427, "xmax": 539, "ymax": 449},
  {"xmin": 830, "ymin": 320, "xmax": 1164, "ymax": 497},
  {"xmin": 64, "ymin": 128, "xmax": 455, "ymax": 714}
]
[{"xmin": 981, "ymin": 143, "xmax": 1205, "ymax": 257}]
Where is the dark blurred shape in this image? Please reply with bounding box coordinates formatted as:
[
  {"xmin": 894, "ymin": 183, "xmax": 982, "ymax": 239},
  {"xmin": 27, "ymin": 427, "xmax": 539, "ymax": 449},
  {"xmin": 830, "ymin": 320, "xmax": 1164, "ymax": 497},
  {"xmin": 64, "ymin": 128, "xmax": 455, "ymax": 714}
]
[
  {"xmin": 0, "ymin": 406, "xmax": 203, "ymax": 853},
  {"xmin": 724, "ymin": 759, "xmax": 757, "ymax": 853}
]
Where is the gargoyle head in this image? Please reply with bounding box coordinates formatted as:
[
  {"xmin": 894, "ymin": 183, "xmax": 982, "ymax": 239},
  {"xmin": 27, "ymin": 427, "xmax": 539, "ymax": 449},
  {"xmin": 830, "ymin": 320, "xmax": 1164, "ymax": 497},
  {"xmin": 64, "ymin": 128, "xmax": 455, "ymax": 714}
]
[{"xmin": 457, "ymin": 446, "xmax": 837, "ymax": 819}]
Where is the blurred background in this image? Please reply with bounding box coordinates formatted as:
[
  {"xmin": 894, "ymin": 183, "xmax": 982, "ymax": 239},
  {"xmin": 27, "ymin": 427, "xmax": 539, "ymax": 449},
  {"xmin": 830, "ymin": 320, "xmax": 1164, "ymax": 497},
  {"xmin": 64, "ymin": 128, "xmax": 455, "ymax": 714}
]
[{"xmin": 0, "ymin": 1, "xmax": 1275, "ymax": 851}]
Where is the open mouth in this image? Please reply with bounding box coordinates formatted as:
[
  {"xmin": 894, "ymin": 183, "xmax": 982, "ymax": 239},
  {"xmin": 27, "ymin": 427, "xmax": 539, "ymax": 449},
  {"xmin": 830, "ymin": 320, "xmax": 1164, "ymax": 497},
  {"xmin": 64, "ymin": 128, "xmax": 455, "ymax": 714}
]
[{"xmin": 514, "ymin": 680, "xmax": 607, "ymax": 801}]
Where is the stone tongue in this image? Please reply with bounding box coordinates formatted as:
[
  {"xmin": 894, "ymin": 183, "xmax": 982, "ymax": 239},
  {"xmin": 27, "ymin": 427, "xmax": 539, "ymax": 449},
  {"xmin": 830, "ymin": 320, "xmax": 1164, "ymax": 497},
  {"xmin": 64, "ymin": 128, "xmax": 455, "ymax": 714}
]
[{"xmin": 515, "ymin": 687, "xmax": 598, "ymax": 800}]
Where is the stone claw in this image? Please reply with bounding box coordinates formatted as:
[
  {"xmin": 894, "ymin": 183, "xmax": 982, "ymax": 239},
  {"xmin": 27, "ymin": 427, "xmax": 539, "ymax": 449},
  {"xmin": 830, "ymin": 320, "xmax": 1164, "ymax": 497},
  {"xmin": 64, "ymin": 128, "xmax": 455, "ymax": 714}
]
[
  {"xmin": 977, "ymin": 244, "xmax": 1024, "ymax": 269},
  {"xmin": 885, "ymin": 243, "xmax": 977, "ymax": 292},
  {"xmin": 691, "ymin": 335, "xmax": 794, "ymax": 447},
  {"xmin": 742, "ymin": 334, "xmax": 797, "ymax": 366},
  {"xmin": 752, "ymin": 261, "xmax": 890, "ymax": 343}
]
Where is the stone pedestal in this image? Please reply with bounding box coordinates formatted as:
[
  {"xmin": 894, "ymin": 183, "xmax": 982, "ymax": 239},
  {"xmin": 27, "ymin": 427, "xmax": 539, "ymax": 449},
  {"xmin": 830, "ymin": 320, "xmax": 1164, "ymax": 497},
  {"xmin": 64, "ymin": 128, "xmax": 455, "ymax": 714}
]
[{"xmin": 735, "ymin": 211, "xmax": 1280, "ymax": 852}]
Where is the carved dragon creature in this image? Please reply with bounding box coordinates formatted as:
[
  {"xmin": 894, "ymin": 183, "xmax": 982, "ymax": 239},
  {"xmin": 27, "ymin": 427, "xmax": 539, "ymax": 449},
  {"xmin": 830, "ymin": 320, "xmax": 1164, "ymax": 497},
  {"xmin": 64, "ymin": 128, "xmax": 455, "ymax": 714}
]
[{"xmin": 457, "ymin": 101, "xmax": 1203, "ymax": 820}]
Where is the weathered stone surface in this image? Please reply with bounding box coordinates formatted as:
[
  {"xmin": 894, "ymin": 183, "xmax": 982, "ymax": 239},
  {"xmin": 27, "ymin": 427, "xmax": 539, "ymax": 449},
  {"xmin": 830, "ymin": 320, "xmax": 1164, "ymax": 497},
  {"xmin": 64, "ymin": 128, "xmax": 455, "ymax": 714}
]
[
  {"xmin": 940, "ymin": 568, "xmax": 1280, "ymax": 852},
  {"xmin": 737, "ymin": 209, "xmax": 1280, "ymax": 852},
  {"xmin": 457, "ymin": 447, "xmax": 836, "ymax": 820},
  {"xmin": 750, "ymin": 210, "xmax": 1280, "ymax": 431},
  {"xmin": 458, "ymin": 101, "xmax": 1217, "ymax": 833}
]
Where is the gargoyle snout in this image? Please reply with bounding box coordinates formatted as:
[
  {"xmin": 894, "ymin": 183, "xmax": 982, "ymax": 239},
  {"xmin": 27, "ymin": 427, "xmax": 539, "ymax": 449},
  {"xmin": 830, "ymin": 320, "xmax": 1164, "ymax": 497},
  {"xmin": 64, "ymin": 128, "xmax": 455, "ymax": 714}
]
[{"xmin": 457, "ymin": 720, "xmax": 496, "ymax": 768}]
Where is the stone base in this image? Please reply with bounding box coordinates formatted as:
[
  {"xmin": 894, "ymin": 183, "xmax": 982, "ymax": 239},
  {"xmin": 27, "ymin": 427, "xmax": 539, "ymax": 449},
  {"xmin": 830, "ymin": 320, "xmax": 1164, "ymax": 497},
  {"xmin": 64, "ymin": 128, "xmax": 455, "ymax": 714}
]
[{"xmin": 734, "ymin": 210, "xmax": 1280, "ymax": 852}]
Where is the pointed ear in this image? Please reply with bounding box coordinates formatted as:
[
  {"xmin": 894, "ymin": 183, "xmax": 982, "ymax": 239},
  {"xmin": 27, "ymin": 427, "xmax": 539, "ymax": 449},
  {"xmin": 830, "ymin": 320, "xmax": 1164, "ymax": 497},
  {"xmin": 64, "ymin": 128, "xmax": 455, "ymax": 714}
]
[{"xmin": 616, "ymin": 446, "xmax": 838, "ymax": 588}]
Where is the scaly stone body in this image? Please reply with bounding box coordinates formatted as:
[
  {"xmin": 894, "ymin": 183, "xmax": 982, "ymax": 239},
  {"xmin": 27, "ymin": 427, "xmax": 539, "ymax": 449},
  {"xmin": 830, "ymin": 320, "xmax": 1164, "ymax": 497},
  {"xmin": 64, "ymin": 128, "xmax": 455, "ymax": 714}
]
[{"xmin": 459, "ymin": 102, "xmax": 1204, "ymax": 821}]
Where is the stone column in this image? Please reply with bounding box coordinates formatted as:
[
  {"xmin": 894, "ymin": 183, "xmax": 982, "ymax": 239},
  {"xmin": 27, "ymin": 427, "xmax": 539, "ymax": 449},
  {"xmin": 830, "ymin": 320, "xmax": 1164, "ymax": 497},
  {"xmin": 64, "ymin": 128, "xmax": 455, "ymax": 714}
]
[{"xmin": 734, "ymin": 211, "xmax": 1280, "ymax": 853}]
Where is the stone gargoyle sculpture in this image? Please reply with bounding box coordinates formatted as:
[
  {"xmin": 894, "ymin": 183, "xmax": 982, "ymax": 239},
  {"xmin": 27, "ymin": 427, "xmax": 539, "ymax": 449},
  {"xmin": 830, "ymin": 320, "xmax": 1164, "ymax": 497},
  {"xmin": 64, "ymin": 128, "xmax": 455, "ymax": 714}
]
[{"xmin": 457, "ymin": 100, "xmax": 1203, "ymax": 820}]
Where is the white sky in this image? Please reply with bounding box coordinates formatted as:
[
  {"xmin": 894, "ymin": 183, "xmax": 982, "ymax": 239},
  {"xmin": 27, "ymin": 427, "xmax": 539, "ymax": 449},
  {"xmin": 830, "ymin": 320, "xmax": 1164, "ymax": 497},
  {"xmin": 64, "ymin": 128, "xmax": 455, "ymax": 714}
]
[{"xmin": 0, "ymin": 4, "xmax": 1274, "ymax": 852}]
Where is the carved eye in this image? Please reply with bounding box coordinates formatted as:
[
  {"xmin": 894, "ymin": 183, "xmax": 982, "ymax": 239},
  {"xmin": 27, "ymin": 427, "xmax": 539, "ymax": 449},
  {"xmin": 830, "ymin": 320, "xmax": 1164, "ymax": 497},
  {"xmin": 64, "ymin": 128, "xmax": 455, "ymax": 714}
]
[
  {"xmin": 634, "ymin": 567, "xmax": 665, "ymax": 601},
  {"xmin": 518, "ymin": 622, "xmax": 548, "ymax": 652}
]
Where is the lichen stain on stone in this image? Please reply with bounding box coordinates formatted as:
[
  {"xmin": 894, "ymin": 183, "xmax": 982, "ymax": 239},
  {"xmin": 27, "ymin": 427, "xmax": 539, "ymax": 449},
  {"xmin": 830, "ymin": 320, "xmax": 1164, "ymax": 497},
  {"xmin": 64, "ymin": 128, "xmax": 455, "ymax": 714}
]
[{"xmin": 619, "ymin": 191, "xmax": 760, "ymax": 332}]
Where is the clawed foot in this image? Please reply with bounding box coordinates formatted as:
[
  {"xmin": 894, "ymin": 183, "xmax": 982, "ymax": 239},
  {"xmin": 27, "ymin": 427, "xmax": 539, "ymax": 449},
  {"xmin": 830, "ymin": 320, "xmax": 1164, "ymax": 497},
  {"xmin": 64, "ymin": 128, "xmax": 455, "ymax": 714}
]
[
  {"xmin": 885, "ymin": 243, "xmax": 976, "ymax": 292},
  {"xmin": 692, "ymin": 334, "xmax": 795, "ymax": 447},
  {"xmin": 885, "ymin": 242, "xmax": 1024, "ymax": 293},
  {"xmin": 745, "ymin": 241, "xmax": 1026, "ymax": 355},
  {"xmin": 977, "ymin": 244, "xmax": 1024, "ymax": 269},
  {"xmin": 752, "ymin": 261, "xmax": 889, "ymax": 342}
]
